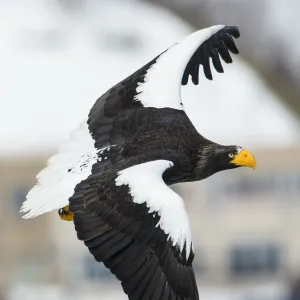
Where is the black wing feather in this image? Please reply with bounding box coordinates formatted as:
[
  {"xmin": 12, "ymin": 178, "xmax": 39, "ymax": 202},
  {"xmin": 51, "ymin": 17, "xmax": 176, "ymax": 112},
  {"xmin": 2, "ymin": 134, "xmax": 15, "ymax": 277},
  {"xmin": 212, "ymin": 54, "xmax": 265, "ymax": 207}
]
[
  {"xmin": 202, "ymin": 46, "xmax": 212, "ymax": 80},
  {"xmin": 70, "ymin": 169, "xmax": 199, "ymax": 300},
  {"xmin": 181, "ymin": 25, "xmax": 240, "ymax": 84},
  {"xmin": 224, "ymin": 33, "xmax": 239, "ymax": 54},
  {"xmin": 87, "ymin": 26, "xmax": 240, "ymax": 152},
  {"xmin": 67, "ymin": 25, "xmax": 241, "ymax": 300},
  {"xmin": 211, "ymin": 49, "xmax": 224, "ymax": 73},
  {"xmin": 218, "ymin": 40, "xmax": 233, "ymax": 64}
]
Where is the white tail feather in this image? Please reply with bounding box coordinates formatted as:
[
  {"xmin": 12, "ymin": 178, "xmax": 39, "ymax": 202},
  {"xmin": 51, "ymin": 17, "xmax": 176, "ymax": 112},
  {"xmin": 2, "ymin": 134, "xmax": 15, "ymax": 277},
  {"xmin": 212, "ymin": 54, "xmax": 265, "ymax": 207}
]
[{"xmin": 21, "ymin": 121, "xmax": 98, "ymax": 219}]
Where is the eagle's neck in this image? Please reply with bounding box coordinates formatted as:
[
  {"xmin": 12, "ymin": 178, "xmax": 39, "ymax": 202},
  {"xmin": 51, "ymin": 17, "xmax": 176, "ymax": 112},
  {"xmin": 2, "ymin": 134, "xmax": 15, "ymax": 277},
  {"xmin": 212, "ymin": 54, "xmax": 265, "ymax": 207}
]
[{"xmin": 162, "ymin": 140, "xmax": 218, "ymax": 185}]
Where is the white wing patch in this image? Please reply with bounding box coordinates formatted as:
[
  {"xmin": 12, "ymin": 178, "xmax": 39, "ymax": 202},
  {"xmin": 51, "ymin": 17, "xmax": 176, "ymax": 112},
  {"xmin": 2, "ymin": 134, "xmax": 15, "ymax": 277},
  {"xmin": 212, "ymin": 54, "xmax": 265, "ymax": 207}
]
[
  {"xmin": 115, "ymin": 160, "xmax": 193, "ymax": 259},
  {"xmin": 236, "ymin": 146, "xmax": 243, "ymax": 153},
  {"xmin": 135, "ymin": 25, "xmax": 225, "ymax": 110},
  {"xmin": 21, "ymin": 121, "xmax": 99, "ymax": 219}
]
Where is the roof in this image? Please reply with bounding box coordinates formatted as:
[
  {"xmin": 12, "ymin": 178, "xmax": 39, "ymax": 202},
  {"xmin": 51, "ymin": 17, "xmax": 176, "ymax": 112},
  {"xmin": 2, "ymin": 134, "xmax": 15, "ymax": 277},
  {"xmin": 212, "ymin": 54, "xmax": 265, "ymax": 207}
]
[{"xmin": 0, "ymin": 0, "xmax": 299, "ymax": 155}]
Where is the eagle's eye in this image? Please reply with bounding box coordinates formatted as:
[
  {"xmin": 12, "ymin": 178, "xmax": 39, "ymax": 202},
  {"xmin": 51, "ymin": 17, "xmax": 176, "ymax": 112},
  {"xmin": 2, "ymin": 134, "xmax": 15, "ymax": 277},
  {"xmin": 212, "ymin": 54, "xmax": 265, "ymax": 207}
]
[{"xmin": 228, "ymin": 153, "xmax": 234, "ymax": 158}]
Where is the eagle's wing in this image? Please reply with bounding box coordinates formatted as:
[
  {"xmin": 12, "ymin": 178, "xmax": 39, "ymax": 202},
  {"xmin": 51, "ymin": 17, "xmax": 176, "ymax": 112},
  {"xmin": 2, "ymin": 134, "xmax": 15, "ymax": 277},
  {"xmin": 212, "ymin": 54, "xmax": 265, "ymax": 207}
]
[
  {"xmin": 133, "ymin": 25, "xmax": 239, "ymax": 110},
  {"xmin": 88, "ymin": 25, "xmax": 240, "ymax": 149},
  {"xmin": 70, "ymin": 159, "xmax": 198, "ymax": 300},
  {"xmin": 21, "ymin": 121, "xmax": 99, "ymax": 218},
  {"xmin": 21, "ymin": 25, "xmax": 240, "ymax": 218}
]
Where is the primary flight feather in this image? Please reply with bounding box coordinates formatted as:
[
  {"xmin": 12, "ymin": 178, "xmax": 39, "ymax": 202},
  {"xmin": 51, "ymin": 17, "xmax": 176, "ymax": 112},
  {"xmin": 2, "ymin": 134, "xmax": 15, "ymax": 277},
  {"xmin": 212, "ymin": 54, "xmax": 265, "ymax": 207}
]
[{"xmin": 21, "ymin": 25, "xmax": 256, "ymax": 300}]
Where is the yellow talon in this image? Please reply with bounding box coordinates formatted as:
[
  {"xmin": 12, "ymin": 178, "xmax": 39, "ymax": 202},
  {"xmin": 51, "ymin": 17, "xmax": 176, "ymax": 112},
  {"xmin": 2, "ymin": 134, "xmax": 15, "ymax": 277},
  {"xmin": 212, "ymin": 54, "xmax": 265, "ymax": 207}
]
[{"xmin": 58, "ymin": 205, "xmax": 74, "ymax": 221}]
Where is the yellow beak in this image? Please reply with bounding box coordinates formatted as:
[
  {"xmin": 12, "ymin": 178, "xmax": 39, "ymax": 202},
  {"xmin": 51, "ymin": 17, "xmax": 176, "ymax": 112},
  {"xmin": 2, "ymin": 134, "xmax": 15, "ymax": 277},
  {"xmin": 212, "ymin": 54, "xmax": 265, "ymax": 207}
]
[{"xmin": 231, "ymin": 149, "xmax": 256, "ymax": 169}]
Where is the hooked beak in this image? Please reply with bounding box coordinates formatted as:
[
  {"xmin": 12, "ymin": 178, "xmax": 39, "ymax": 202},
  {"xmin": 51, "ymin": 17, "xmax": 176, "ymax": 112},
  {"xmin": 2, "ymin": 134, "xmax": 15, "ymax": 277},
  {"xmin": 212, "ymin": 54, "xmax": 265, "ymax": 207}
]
[{"xmin": 231, "ymin": 149, "xmax": 256, "ymax": 169}]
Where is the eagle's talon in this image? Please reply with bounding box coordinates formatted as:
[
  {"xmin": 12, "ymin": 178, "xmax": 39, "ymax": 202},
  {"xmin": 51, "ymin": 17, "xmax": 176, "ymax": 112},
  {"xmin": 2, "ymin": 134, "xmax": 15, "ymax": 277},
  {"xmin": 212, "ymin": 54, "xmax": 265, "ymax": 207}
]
[{"xmin": 58, "ymin": 205, "xmax": 74, "ymax": 221}]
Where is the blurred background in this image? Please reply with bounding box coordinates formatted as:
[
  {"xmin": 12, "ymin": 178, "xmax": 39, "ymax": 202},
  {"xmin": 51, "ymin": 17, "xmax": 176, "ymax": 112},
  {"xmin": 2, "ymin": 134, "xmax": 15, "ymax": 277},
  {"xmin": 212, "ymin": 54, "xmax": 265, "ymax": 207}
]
[{"xmin": 1, "ymin": 0, "xmax": 300, "ymax": 299}]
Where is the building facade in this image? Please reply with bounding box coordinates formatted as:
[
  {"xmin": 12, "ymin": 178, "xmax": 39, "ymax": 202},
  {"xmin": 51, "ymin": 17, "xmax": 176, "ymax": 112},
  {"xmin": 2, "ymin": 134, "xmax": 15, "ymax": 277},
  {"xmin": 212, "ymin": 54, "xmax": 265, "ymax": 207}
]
[{"xmin": 1, "ymin": 147, "xmax": 300, "ymax": 296}]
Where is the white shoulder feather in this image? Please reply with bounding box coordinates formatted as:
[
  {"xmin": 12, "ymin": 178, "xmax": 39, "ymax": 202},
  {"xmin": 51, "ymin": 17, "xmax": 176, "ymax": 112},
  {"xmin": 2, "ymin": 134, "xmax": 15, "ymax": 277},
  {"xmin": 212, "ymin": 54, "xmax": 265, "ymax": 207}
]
[
  {"xmin": 115, "ymin": 160, "xmax": 193, "ymax": 259},
  {"xmin": 135, "ymin": 25, "xmax": 225, "ymax": 110}
]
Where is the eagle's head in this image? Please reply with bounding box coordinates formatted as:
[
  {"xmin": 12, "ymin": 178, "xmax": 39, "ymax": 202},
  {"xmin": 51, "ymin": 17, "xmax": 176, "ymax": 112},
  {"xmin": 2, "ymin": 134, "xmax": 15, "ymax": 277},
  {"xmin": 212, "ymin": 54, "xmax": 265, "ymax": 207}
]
[{"xmin": 197, "ymin": 144, "xmax": 256, "ymax": 179}]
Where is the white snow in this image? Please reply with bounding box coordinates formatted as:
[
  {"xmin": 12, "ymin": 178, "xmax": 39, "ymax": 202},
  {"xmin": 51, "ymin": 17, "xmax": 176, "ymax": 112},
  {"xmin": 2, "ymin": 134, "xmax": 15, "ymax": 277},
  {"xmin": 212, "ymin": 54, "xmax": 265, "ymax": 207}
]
[
  {"xmin": 136, "ymin": 25, "xmax": 224, "ymax": 110},
  {"xmin": 0, "ymin": 0, "xmax": 299, "ymax": 156},
  {"xmin": 115, "ymin": 160, "xmax": 193, "ymax": 258}
]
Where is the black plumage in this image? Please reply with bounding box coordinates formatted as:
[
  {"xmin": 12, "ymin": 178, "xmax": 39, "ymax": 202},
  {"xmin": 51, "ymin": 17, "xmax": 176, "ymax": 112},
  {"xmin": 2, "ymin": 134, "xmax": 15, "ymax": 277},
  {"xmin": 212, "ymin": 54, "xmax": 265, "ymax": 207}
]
[
  {"xmin": 22, "ymin": 25, "xmax": 257, "ymax": 300},
  {"xmin": 67, "ymin": 26, "xmax": 247, "ymax": 300},
  {"xmin": 182, "ymin": 26, "xmax": 240, "ymax": 84},
  {"xmin": 70, "ymin": 172, "xmax": 198, "ymax": 300}
]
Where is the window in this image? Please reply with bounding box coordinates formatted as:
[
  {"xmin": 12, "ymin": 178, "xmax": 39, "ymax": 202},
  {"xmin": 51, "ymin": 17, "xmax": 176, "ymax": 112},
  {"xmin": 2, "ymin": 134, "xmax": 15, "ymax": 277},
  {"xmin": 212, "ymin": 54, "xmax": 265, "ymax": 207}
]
[
  {"xmin": 229, "ymin": 244, "xmax": 281, "ymax": 277},
  {"xmin": 208, "ymin": 171, "xmax": 300, "ymax": 201}
]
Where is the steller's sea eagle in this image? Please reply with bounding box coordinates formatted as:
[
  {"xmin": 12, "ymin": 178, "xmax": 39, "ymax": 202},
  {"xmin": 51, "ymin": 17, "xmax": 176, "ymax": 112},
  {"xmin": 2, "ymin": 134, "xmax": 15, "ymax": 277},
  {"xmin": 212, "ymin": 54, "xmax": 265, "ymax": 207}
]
[{"xmin": 21, "ymin": 25, "xmax": 256, "ymax": 300}]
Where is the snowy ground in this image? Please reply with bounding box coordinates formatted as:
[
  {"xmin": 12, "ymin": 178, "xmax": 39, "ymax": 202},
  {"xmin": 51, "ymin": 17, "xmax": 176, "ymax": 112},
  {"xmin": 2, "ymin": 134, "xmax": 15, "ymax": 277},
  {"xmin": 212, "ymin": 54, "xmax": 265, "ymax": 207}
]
[{"xmin": 0, "ymin": 0, "xmax": 299, "ymax": 156}]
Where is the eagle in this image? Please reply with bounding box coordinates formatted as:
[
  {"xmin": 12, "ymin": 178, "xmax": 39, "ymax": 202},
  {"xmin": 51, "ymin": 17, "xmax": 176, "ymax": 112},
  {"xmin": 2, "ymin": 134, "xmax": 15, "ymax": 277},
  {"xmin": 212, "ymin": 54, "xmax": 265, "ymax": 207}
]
[{"xmin": 21, "ymin": 25, "xmax": 256, "ymax": 300}]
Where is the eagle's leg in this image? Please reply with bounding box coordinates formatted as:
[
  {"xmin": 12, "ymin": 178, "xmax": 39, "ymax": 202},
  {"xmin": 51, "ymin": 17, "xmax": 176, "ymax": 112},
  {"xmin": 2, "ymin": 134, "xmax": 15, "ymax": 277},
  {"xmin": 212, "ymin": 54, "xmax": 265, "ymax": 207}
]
[{"xmin": 58, "ymin": 205, "xmax": 74, "ymax": 221}]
